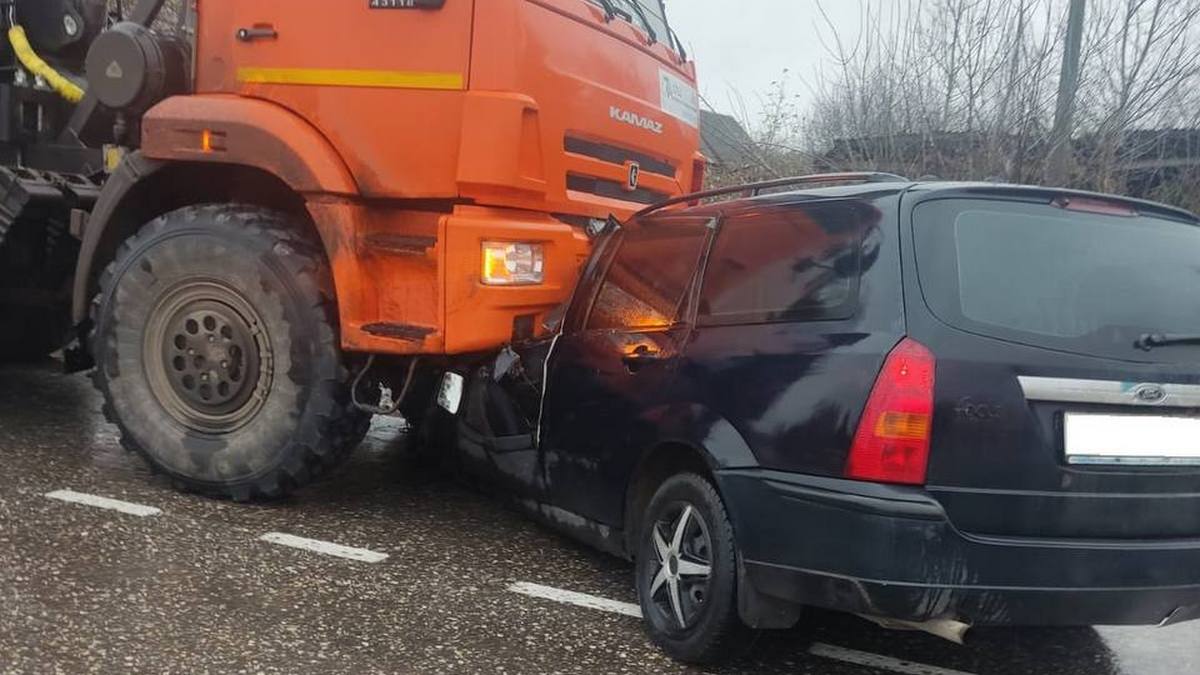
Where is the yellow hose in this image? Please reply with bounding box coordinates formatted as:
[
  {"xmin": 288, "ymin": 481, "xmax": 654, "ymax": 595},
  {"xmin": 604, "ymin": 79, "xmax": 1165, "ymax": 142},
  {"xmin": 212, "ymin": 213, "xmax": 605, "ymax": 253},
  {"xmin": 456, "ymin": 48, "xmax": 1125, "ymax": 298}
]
[{"xmin": 8, "ymin": 25, "xmax": 86, "ymax": 103}]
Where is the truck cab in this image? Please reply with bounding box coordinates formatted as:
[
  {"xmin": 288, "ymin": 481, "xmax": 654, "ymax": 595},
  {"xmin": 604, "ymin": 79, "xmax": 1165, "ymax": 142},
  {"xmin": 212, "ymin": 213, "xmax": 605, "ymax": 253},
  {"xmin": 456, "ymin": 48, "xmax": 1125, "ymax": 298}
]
[
  {"xmin": 0, "ymin": 0, "xmax": 701, "ymax": 499},
  {"xmin": 135, "ymin": 0, "xmax": 703, "ymax": 355}
]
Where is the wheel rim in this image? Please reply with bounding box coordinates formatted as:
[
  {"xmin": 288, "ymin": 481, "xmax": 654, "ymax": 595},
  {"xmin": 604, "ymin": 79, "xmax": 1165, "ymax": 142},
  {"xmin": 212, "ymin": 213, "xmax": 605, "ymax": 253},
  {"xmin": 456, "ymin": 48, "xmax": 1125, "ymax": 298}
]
[
  {"xmin": 143, "ymin": 280, "xmax": 273, "ymax": 434},
  {"xmin": 646, "ymin": 502, "xmax": 714, "ymax": 631}
]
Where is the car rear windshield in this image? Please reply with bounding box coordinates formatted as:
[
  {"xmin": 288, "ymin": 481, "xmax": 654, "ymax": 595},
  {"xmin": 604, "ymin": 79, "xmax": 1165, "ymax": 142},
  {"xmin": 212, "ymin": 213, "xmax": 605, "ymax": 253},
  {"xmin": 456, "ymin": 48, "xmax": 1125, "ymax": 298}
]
[{"xmin": 913, "ymin": 197, "xmax": 1200, "ymax": 361}]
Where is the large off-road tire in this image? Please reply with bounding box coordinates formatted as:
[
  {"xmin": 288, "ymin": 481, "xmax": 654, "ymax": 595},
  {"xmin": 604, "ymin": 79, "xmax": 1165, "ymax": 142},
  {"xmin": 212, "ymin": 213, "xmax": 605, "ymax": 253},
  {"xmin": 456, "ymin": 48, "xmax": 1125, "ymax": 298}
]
[
  {"xmin": 90, "ymin": 204, "xmax": 370, "ymax": 500},
  {"xmin": 635, "ymin": 473, "xmax": 745, "ymax": 665}
]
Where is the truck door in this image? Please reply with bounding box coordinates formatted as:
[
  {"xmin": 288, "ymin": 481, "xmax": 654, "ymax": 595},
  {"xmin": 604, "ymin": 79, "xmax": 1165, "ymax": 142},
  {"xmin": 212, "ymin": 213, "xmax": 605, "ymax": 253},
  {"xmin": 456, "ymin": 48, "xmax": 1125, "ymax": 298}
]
[{"xmin": 203, "ymin": 0, "xmax": 475, "ymax": 198}]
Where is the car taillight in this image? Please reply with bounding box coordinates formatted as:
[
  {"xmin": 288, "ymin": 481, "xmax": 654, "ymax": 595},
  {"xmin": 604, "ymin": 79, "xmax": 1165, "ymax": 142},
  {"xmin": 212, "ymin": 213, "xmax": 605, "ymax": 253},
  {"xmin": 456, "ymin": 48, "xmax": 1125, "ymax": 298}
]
[{"xmin": 845, "ymin": 338, "xmax": 935, "ymax": 486}]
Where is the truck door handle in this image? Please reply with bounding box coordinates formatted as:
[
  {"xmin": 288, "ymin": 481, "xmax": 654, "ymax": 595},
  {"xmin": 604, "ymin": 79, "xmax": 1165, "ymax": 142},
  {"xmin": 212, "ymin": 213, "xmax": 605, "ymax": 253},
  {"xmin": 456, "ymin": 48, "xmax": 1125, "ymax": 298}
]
[{"xmin": 236, "ymin": 26, "xmax": 279, "ymax": 42}]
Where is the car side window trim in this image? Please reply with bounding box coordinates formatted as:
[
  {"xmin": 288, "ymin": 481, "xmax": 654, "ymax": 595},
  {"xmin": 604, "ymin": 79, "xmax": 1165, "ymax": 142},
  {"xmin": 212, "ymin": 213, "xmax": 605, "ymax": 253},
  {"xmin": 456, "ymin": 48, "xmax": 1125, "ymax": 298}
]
[
  {"xmin": 563, "ymin": 228, "xmax": 623, "ymax": 334},
  {"xmin": 567, "ymin": 230, "xmax": 626, "ymax": 335},
  {"xmin": 680, "ymin": 216, "xmax": 721, "ymax": 327}
]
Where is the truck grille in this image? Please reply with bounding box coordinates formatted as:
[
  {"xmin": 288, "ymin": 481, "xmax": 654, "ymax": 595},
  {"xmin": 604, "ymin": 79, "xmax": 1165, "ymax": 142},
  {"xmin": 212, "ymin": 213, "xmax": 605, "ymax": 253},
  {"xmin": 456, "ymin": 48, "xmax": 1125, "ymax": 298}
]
[
  {"xmin": 566, "ymin": 174, "xmax": 671, "ymax": 206},
  {"xmin": 564, "ymin": 136, "xmax": 677, "ymax": 178}
]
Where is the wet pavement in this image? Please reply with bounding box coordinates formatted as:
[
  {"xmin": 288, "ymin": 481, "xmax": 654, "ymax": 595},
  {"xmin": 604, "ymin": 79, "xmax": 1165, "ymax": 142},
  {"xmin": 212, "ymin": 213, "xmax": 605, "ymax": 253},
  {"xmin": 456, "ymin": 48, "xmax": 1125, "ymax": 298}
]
[{"xmin": 0, "ymin": 361, "xmax": 1197, "ymax": 675}]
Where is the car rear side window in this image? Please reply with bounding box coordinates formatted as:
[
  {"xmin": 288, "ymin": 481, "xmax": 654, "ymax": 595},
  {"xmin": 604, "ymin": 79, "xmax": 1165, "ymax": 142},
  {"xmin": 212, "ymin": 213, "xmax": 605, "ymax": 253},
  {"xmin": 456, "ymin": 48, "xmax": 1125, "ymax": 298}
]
[
  {"xmin": 587, "ymin": 219, "xmax": 710, "ymax": 331},
  {"xmin": 698, "ymin": 201, "xmax": 875, "ymax": 325},
  {"xmin": 913, "ymin": 198, "xmax": 1200, "ymax": 360}
]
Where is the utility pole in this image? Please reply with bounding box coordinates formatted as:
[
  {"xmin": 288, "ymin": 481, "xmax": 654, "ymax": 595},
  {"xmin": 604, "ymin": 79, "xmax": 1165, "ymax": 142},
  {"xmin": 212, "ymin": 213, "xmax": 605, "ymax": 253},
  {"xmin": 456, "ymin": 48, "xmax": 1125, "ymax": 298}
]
[{"xmin": 1047, "ymin": 0, "xmax": 1087, "ymax": 186}]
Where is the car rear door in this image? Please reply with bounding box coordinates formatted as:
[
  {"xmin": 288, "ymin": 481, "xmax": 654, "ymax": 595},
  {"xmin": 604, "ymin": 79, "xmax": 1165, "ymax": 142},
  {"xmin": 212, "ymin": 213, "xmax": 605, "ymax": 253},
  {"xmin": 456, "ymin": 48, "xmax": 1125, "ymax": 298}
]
[
  {"xmin": 904, "ymin": 188, "xmax": 1200, "ymax": 540},
  {"xmin": 680, "ymin": 194, "xmax": 906, "ymax": 477},
  {"xmin": 538, "ymin": 215, "xmax": 713, "ymax": 526}
]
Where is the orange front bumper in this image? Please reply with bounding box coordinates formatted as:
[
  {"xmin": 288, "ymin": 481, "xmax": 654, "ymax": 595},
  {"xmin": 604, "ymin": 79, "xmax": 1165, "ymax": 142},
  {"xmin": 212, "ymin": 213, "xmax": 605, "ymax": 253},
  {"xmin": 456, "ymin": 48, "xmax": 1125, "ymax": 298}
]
[{"xmin": 310, "ymin": 199, "xmax": 590, "ymax": 356}]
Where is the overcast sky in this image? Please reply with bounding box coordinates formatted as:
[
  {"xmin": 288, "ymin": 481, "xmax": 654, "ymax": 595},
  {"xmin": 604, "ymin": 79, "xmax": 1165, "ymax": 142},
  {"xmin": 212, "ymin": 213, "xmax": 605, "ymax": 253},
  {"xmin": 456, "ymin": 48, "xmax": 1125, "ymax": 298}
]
[{"xmin": 665, "ymin": 1, "xmax": 867, "ymax": 129}]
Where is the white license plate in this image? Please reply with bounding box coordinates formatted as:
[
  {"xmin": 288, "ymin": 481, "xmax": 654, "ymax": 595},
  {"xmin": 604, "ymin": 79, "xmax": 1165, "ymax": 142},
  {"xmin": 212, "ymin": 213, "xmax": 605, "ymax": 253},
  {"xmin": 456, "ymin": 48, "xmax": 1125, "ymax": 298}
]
[{"xmin": 1064, "ymin": 414, "xmax": 1200, "ymax": 465}]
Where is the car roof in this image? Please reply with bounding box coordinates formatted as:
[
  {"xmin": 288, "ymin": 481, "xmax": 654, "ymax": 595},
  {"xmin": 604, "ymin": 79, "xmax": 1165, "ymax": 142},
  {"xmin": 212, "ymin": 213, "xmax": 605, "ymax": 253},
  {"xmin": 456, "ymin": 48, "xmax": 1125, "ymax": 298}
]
[{"xmin": 642, "ymin": 180, "xmax": 1199, "ymax": 225}]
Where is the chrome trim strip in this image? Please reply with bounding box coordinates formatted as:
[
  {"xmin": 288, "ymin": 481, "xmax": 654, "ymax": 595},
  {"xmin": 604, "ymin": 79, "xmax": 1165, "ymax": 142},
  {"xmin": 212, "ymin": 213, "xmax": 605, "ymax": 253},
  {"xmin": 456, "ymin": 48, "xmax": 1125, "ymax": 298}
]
[
  {"xmin": 1067, "ymin": 455, "xmax": 1200, "ymax": 466},
  {"xmin": 1018, "ymin": 376, "xmax": 1200, "ymax": 407}
]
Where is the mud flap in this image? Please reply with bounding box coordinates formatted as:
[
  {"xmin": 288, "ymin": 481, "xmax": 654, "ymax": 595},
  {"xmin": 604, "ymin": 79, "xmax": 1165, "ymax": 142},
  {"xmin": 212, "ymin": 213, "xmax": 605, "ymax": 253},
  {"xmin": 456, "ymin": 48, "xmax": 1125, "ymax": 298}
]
[{"xmin": 736, "ymin": 555, "xmax": 803, "ymax": 630}]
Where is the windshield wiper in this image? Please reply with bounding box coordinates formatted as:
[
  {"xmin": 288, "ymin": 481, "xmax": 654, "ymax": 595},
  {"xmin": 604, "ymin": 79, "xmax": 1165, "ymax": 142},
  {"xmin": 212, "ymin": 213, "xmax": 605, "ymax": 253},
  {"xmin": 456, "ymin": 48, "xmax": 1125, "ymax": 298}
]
[
  {"xmin": 668, "ymin": 27, "xmax": 687, "ymax": 61},
  {"xmin": 594, "ymin": 0, "xmax": 623, "ymax": 22},
  {"xmin": 621, "ymin": 0, "xmax": 658, "ymax": 44},
  {"xmin": 1135, "ymin": 333, "xmax": 1200, "ymax": 351}
]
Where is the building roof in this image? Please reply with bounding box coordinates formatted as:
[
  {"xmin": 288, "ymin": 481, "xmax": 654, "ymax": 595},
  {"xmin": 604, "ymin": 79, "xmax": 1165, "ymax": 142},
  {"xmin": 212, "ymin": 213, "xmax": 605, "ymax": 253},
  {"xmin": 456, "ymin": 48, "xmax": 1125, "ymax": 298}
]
[{"xmin": 700, "ymin": 111, "xmax": 757, "ymax": 167}]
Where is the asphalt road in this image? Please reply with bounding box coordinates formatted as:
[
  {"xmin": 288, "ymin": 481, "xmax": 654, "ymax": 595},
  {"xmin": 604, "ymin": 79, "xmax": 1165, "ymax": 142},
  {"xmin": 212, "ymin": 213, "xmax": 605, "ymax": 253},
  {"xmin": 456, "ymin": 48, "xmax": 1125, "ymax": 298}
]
[{"xmin": 1, "ymin": 361, "xmax": 1198, "ymax": 675}]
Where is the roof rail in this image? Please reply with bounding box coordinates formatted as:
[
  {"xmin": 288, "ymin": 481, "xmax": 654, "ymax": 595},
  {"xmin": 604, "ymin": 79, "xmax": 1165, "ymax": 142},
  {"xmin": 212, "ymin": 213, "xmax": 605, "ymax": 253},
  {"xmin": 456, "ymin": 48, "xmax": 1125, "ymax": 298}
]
[{"xmin": 635, "ymin": 172, "xmax": 910, "ymax": 218}]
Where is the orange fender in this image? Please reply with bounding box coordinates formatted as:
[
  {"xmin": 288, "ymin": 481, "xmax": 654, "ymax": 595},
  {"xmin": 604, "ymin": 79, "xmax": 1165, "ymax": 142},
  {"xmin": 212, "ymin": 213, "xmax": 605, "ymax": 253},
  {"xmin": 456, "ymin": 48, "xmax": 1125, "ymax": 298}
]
[
  {"xmin": 140, "ymin": 94, "xmax": 359, "ymax": 197},
  {"xmin": 132, "ymin": 95, "xmax": 366, "ymax": 344}
]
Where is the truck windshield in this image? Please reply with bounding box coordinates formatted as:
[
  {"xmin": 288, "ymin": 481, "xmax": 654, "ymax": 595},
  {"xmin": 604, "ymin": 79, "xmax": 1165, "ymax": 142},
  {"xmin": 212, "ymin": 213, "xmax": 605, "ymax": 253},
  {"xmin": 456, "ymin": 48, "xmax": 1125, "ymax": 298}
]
[{"xmin": 606, "ymin": 0, "xmax": 677, "ymax": 51}]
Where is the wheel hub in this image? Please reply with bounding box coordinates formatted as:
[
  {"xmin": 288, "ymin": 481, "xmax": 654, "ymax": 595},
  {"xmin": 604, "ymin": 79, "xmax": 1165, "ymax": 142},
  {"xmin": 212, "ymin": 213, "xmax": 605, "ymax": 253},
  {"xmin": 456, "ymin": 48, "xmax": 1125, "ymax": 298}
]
[
  {"xmin": 647, "ymin": 503, "xmax": 714, "ymax": 630},
  {"xmin": 144, "ymin": 281, "xmax": 272, "ymax": 434},
  {"xmin": 165, "ymin": 302, "xmax": 258, "ymax": 411}
]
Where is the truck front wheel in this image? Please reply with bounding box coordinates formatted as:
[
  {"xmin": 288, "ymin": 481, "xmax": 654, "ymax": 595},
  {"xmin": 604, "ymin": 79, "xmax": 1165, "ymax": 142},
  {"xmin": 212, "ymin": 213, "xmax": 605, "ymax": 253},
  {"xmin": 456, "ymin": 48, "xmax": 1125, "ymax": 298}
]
[{"xmin": 91, "ymin": 205, "xmax": 370, "ymax": 500}]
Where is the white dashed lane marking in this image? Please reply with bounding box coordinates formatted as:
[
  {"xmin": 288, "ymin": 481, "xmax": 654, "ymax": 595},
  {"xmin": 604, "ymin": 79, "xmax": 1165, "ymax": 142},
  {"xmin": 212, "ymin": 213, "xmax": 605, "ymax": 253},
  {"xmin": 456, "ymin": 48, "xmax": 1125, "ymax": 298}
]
[
  {"xmin": 507, "ymin": 582, "xmax": 643, "ymax": 618},
  {"xmin": 32, "ymin": 484, "xmax": 978, "ymax": 674},
  {"xmin": 507, "ymin": 581, "xmax": 978, "ymax": 675},
  {"xmin": 259, "ymin": 532, "xmax": 389, "ymax": 564},
  {"xmin": 44, "ymin": 489, "xmax": 162, "ymax": 517},
  {"xmin": 808, "ymin": 643, "xmax": 977, "ymax": 675}
]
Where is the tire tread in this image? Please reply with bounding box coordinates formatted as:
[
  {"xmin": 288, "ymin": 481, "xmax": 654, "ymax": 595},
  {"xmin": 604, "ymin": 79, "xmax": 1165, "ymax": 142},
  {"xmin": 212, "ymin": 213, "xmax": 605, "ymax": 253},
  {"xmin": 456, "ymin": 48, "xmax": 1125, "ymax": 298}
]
[{"xmin": 90, "ymin": 204, "xmax": 370, "ymax": 501}]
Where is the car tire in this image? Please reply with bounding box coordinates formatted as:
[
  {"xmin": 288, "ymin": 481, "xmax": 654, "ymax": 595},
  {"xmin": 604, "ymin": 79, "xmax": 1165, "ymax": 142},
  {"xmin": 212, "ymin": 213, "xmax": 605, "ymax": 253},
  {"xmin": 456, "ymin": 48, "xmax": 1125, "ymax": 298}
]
[
  {"xmin": 90, "ymin": 204, "xmax": 370, "ymax": 500},
  {"xmin": 635, "ymin": 472, "xmax": 744, "ymax": 664}
]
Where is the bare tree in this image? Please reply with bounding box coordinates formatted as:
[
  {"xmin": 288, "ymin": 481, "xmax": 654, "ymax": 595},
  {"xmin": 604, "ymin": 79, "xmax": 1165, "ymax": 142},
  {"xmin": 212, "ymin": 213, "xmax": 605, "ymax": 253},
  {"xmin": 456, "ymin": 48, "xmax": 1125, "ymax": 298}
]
[
  {"xmin": 1078, "ymin": 0, "xmax": 1200, "ymax": 192},
  {"xmin": 729, "ymin": 0, "xmax": 1200, "ymax": 209}
]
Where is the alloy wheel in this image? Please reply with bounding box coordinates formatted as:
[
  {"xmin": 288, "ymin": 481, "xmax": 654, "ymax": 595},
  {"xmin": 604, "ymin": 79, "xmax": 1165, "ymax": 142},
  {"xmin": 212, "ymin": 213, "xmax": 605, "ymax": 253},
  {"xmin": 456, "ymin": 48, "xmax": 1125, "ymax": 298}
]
[{"xmin": 646, "ymin": 502, "xmax": 714, "ymax": 630}]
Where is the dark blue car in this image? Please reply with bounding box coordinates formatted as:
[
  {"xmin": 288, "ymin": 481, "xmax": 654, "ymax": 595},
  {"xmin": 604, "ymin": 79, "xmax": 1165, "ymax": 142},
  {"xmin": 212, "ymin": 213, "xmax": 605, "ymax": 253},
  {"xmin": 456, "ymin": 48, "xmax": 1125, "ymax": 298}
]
[{"xmin": 428, "ymin": 175, "xmax": 1200, "ymax": 663}]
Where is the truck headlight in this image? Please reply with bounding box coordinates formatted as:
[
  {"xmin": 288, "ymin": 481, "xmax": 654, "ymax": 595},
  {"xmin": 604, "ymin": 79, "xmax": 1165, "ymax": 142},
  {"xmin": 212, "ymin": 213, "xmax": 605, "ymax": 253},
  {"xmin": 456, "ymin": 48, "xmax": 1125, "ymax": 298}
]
[{"xmin": 481, "ymin": 242, "xmax": 545, "ymax": 286}]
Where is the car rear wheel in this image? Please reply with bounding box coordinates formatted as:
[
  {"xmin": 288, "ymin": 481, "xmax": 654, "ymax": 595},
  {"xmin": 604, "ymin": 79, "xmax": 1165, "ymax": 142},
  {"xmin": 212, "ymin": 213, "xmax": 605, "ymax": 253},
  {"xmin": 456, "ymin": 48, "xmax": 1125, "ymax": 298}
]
[
  {"xmin": 635, "ymin": 473, "xmax": 744, "ymax": 664},
  {"xmin": 90, "ymin": 204, "xmax": 369, "ymax": 500}
]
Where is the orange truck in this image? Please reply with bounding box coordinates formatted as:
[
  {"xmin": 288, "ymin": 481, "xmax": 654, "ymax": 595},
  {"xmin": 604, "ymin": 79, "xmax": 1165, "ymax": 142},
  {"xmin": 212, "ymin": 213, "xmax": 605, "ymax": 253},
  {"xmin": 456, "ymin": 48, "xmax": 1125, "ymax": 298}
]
[{"xmin": 0, "ymin": 0, "xmax": 701, "ymax": 498}]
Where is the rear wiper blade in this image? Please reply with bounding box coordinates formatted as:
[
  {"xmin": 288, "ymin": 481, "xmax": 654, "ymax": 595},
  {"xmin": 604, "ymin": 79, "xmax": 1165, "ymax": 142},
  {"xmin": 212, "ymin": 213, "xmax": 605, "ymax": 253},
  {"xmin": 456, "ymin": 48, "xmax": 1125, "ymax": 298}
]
[{"xmin": 1135, "ymin": 333, "xmax": 1200, "ymax": 351}]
